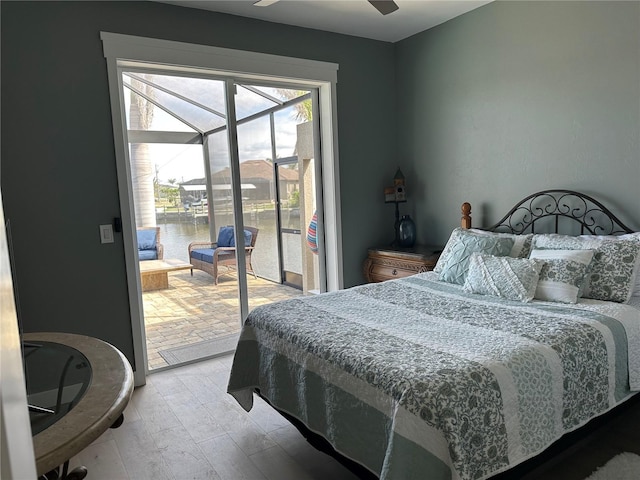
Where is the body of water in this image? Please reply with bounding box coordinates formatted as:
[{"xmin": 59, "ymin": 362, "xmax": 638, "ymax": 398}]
[{"xmin": 156, "ymin": 210, "xmax": 303, "ymax": 283}]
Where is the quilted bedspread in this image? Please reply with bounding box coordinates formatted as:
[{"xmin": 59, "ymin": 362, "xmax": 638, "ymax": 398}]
[{"xmin": 228, "ymin": 272, "xmax": 640, "ymax": 480}]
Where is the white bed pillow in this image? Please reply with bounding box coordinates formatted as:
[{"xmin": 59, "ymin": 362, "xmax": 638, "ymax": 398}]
[
  {"xmin": 463, "ymin": 253, "xmax": 544, "ymax": 303},
  {"xmin": 529, "ymin": 249, "xmax": 595, "ymax": 304},
  {"xmin": 533, "ymin": 233, "xmax": 640, "ymax": 303}
]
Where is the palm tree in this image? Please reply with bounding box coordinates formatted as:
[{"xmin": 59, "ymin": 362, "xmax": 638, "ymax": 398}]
[
  {"xmin": 129, "ymin": 76, "xmax": 156, "ymax": 227},
  {"xmin": 276, "ymin": 89, "xmax": 312, "ymax": 121}
]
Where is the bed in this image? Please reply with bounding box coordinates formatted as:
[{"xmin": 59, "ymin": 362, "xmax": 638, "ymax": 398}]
[{"xmin": 227, "ymin": 190, "xmax": 640, "ymax": 480}]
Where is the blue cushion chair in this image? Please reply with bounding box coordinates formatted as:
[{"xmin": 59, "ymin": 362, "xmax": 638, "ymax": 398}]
[
  {"xmin": 137, "ymin": 227, "xmax": 164, "ymax": 261},
  {"xmin": 188, "ymin": 226, "xmax": 259, "ymax": 285}
]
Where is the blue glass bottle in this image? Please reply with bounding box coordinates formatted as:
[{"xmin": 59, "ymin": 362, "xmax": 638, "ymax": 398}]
[{"xmin": 398, "ymin": 215, "xmax": 416, "ymax": 248}]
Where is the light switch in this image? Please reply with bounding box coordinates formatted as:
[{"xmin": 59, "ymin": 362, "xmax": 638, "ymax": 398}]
[{"xmin": 99, "ymin": 224, "xmax": 114, "ymax": 244}]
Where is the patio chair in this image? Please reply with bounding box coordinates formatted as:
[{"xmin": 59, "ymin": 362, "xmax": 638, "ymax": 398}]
[
  {"xmin": 137, "ymin": 226, "xmax": 164, "ymax": 261},
  {"xmin": 188, "ymin": 226, "xmax": 259, "ymax": 285}
]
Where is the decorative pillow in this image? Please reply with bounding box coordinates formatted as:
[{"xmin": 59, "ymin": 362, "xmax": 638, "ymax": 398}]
[
  {"xmin": 435, "ymin": 228, "xmax": 511, "ymax": 273},
  {"xmin": 137, "ymin": 229, "xmax": 157, "ymax": 250},
  {"xmin": 217, "ymin": 226, "xmax": 235, "ymax": 247},
  {"xmin": 436, "ymin": 228, "xmax": 514, "ymax": 285},
  {"xmin": 580, "ymin": 232, "xmax": 640, "ymax": 299},
  {"xmin": 433, "ymin": 228, "xmax": 462, "ymax": 274},
  {"xmin": 230, "ymin": 229, "xmax": 253, "ymax": 247},
  {"xmin": 533, "ymin": 234, "xmax": 640, "ymax": 303},
  {"xmin": 218, "ymin": 227, "xmax": 253, "ymax": 248},
  {"xmin": 463, "ymin": 253, "xmax": 545, "ymax": 302},
  {"xmin": 618, "ymin": 233, "xmax": 640, "ymax": 298},
  {"xmin": 528, "ymin": 249, "xmax": 595, "ymax": 303},
  {"xmin": 469, "ymin": 229, "xmax": 534, "ymax": 258}
]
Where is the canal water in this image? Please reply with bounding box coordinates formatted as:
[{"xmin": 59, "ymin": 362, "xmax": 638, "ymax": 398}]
[{"xmin": 156, "ymin": 210, "xmax": 303, "ymax": 283}]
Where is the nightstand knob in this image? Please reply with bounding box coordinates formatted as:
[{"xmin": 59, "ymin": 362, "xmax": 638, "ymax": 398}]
[{"xmin": 392, "ymin": 269, "xmax": 398, "ymax": 276}]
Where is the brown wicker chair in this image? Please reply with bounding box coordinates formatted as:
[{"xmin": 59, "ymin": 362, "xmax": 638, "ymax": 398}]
[{"xmin": 188, "ymin": 226, "xmax": 259, "ymax": 285}]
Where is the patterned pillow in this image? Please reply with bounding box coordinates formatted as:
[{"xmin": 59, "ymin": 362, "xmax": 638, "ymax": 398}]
[
  {"xmin": 436, "ymin": 229, "xmax": 514, "ymax": 285},
  {"xmin": 463, "ymin": 253, "xmax": 545, "ymax": 302},
  {"xmin": 582, "ymin": 232, "xmax": 640, "ymax": 299},
  {"xmin": 468, "ymin": 229, "xmax": 534, "ymax": 258},
  {"xmin": 533, "ymin": 234, "xmax": 640, "ymax": 303},
  {"xmin": 433, "ymin": 227, "xmax": 463, "ymax": 274},
  {"xmin": 529, "ymin": 249, "xmax": 595, "ymax": 304}
]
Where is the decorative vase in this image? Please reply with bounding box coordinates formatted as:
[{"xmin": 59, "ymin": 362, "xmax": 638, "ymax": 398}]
[{"xmin": 398, "ymin": 215, "xmax": 416, "ymax": 248}]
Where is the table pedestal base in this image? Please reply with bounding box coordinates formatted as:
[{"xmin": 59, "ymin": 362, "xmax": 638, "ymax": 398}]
[
  {"xmin": 41, "ymin": 464, "xmax": 87, "ymax": 480},
  {"xmin": 39, "ymin": 413, "xmax": 125, "ymax": 480},
  {"xmin": 141, "ymin": 271, "xmax": 169, "ymax": 291}
]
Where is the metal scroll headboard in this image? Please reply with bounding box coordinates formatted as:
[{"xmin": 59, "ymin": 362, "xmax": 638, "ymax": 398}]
[{"xmin": 476, "ymin": 189, "xmax": 634, "ymax": 235}]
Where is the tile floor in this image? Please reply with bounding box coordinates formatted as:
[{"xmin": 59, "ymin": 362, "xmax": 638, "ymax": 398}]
[
  {"xmin": 68, "ymin": 266, "xmax": 640, "ymax": 479},
  {"xmin": 65, "ymin": 353, "xmax": 640, "ymax": 480},
  {"xmin": 68, "ymin": 354, "xmax": 360, "ymax": 480},
  {"xmin": 143, "ymin": 270, "xmax": 302, "ymax": 370}
]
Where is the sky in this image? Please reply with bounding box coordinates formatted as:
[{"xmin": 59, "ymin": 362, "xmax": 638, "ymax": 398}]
[{"xmin": 124, "ymin": 72, "xmax": 304, "ymax": 184}]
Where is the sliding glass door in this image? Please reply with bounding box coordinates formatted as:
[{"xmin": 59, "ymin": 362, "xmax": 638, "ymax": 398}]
[
  {"xmin": 233, "ymin": 85, "xmax": 320, "ymax": 294},
  {"xmin": 119, "ymin": 66, "xmax": 323, "ymax": 371},
  {"xmin": 103, "ymin": 33, "xmax": 341, "ymax": 385}
]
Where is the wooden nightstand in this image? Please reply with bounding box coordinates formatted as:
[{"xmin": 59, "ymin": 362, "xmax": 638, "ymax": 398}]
[{"xmin": 363, "ymin": 245, "xmax": 441, "ymax": 283}]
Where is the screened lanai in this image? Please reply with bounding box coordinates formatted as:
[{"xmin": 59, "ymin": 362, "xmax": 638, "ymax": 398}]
[{"xmin": 121, "ymin": 66, "xmax": 323, "ymax": 370}]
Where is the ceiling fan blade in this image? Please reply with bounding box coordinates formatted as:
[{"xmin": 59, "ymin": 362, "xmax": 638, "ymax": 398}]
[
  {"xmin": 253, "ymin": 0, "xmax": 280, "ymax": 6},
  {"xmin": 368, "ymin": 0, "xmax": 399, "ymax": 15}
]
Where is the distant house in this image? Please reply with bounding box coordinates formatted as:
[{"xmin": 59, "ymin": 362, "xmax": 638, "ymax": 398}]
[{"xmin": 179, "ymin": 158, "xmax": 298, "ymax": 205}]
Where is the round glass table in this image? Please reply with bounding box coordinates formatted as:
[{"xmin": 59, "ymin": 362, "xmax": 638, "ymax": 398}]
[
  {"xmin": 23, "ymin": 332, "xmax": 134, "ymax": 479},
  {"xmin": 24, "ymin": 341, "xmax": 92, "ymax": 435}
]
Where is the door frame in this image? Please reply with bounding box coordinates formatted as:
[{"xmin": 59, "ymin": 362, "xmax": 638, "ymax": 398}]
[
  {"xmin": 102, "ymin": 33, "xmax": 342, "ymax": 386},
  {"xmin": 274, "ymin": 156, "xmax": 303, "ymax": 290}
]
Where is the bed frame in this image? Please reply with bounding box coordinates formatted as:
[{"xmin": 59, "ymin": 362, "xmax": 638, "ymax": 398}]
[
  {"xmin": 461, "ymin": 189, "xmax": 634, "ymax": 235},
  {"xmin": 261, "ymin": 189, "xmax": 637, "ymax": 480}
]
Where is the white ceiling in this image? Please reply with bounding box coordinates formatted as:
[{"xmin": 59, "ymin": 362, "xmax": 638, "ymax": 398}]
[{"xmin": 156, "ymin": 0, "xmax": 492, "ymax": 43}]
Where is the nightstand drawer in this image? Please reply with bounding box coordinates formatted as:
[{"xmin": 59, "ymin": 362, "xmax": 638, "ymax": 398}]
[
  {"xmin": 363, "ymin": 245, "xmax": 441, "ymax": 283},
  {"xmin": 368, "ymin": 263, "xmax": 414, "ymax": 282}
]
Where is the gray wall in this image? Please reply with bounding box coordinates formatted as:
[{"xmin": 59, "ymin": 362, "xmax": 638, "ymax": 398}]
[
  {"xmin": 1, "ymin": 1, "xmax": 396, "ymax": 368},
  {"xmin": 396, "ymin": 1, "xmax": 640, "ymax": 244},
  {"xmin": 3, "ymin": 0, "xmax": 639, "ymax": 370}
]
